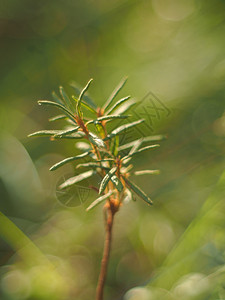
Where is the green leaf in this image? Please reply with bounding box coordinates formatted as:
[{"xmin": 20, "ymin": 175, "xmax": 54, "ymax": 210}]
[
  {"xmin": 53, "ymin": 126, "xmax": 80, "ymax": 138},
  {"xmin": 86, "ymin": 114, "xmax": 130, "ymax": 125},
  {"xmin": 118, "ymin": 135, "xmax": 166, "ymax": 152},
  {"xmin": 49, "ymin": 151, "xmax": 91, "ymax": 171},
  {"xmin": 128, "ymin": 138, "xmax": 143, "ymax": 155},
  {"xmin": 106, "ymin": 96, "xmax": 131, "ymax": 115},
  {"xmin": 103, "ymin": 77, "xmax": 127, "ymax": 111},
  {"xmin": 38, "ymin": 100, "xmax": 75, "ymax": 121},
  {"xmin": 110, "ymin": 136, "xmax": 119, "ymax": 157},
  {"xmin": 70, "ymin": 80, "xmax": 97, "ymax": 109},
  {"xmin": 99, "ymin": 167, "xmax": 117, "ymax": 194},
  {"xmin": 72, "ymin": 95, "xmax": 96, "ymax": 114},
  {"xmin": 113, "ymin": 99, "xmax": 136, "ymax": 115},
  {"xmin": 76, "ymin": 162, "xmax": 110, "ymax": 171},
  {"xmin": 86, "ymin": 190, "xmax": 115, "ymax": 211},
  {"xmin": 53, "ymin": 132, "xmax": 85, "ymax": 140},
  {"xmin": 88, "ymin": 132, "xmax": 105, "ymax": 148},
  {"xmin": 124, "ymin": 178, "xmax": 153, "ymax": 205},
  {"xmin": 59, "ymin": 170, "xmax": 95, "ymax": 189},
  {"xmin": 134, "ymin": 170, "xmax": 160, "ymax": 175},
  {"xmin": 104, "ymin": 119, "xmax": 145, "ymax": 141},
  {"xmin": 49, "ymin": 114, "xmax": 67, "ymax": 122},
  {"xmin": 77, "ymin": 79, "xmax": 93, "ymax": 117},
  {"xmin": 59, "ymin": 86, "xmax": 75, "ymax": 112},
  {"xmin": 122, "ymin": 144, "xmax": 160, "ymax": 164},
  {"xmin": 110, "ymin": 175, "xmax": 123, "ymax": 192},
  {"xmin": 28, "ymin": 130, "xmax": 63, "ymax": 137}
]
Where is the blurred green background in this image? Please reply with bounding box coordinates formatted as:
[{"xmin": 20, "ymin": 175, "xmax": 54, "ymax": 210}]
[{"xmin": 0, "ymin": 0, "xmax": 225, "ymax": 299}]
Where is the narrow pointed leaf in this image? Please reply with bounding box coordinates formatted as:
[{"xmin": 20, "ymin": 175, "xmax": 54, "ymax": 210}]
[
  {"xmin": 128, "ymin": 138, "xmax": 143, "ymax": 155},
  {"xmin": 122, "ymin": 144, "xmax": 160, "ymax": 164},
  {"xmin": 77, "ymin": 79, "xmax": 93, "ymax": 117},
  {"xmin": 59, "ymin": 86, "xmax": 75, "ymax": 112},
  {"xmin": 59, "ymin": 170, "xmax": 95, "ymax": 189},
  {"xmin": 76, "ymin": 162, "xmax": 110, "ymax": 171},
  {"xmin": 113, "ymin": 99, "xmax": 136, "ymax": 115},
  {"xmin": 99, "ymin": 167, "xmax": 117, "ymax": 194},
  {"xmin": 28, "ymin": 130, "xmax": 63, "ymax": 137},
  {"xmin": 53, "ymin": 132, "xmax": 85, "ymax": 140},
  {"xmin": 38, "ymin": 100, "xmax": 75, "ymax": 121},
  {"xmin": 106, "ymin": 96, "xmax": 131, "ymax": 115},
  {"xmin": 70, "ymin": 80, "xmax": 97, "ymax": 109},
  {"xmin": 134, "ymin": 170, "xmax": 160, "ymax": 175},
  {"xmin": 49, "ymin": 114, "xmax": 67, "ymax": 122},
  {"xmin": 110, "ymin": 136, "xmax": 119, "ymax": 157},
  {"xmin": 86, "ymin": 190, "xmax": 115, "ymax": 211},
  {"xmin": 52, "ymin": 91, "xmax": 63, "ymax": 104},
  {"xmin": 86, "ymin": 114, "xmax": 130, "ymax": 125},
  {"xmin": 103, "ymin": 77, "xmax": 127, "ymax": 111},
  {"xmin": 110, "ymin": 175, "xmax": 123, "ymax": 192},
  {"xmin": 88, "ymin": 132, "xmax": 105, "ymax": 148},
  {"xmin": 49, "ymin": 151, "xmax": 91, "ymax": 171},
  {"xmin": 124, "ymin": 178, "xmax": 153, "ymax": 205},
  {"xmin": 104, "ymin": 119, "xmax": 144, "ymax": 141},
  {"xmin": 72, "ymin": 95, "xmax": 96, "ymax": 114},
  {"xmin": 118, "ymin": 135, "xmax": 166, "ymax": 152},
  {"xmin": 53, "ymin": 126, "xmax": 79, "ymax": 138}
]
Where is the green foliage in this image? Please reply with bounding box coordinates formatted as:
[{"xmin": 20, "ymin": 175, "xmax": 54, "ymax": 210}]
[{"xmin": 29, "ymin": 79, "xmax": 161, "ymax": 210}]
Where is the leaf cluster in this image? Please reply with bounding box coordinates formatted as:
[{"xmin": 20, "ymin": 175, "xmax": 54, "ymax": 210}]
[{"xmin": 29, "ymin": 78, "xmax": 165, "ymax": 211}]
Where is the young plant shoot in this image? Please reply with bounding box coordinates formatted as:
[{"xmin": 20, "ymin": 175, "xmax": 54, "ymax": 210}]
[{"xmin": 29, "ymin": 78, "xmax": 164, "ymax": 300}]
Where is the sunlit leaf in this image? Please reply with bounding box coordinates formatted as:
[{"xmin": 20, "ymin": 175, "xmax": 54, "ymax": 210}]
[
  {"xmin": 53, "ymin": 126, "xmax": 80, "ymax": 138},
  {"xmin": 38, "ymin": 100, "xmax": 75, "ymax": 121},
  {"xmin": 28, "ymin": 130, "xmax": 62, "ymax": 137},
  {"xmin": 88, "ymin": 132, "xmax": 105, "ymax": 148},
  {"xmin": 103, "ymin": 77, "xmax": 127, "ymax": 111},
  {"xmin": 70, "ymin": 80, "xmax": 97, "ymax": 109},
  {"xmin": 86, "ymin": 190, "xmax": 115, "ymax": 211},
  {"xmin": 110, "ymin": 175, "xmax": 123, "ymax": 192},
  {"xmin": 59, "ymin": 170, "xmax": 95, "ymax": 189},
  {"xmin": 49, "ymin": 151, "xmax": 91, "ymax": 171},
  {"xmin": 134, "ymin": 170, "xmax": 160, "ymax": 175},
  {"xmin": 99, "ymin": 167, "xmax": 117, "ymax": 194},
  {"xmin": 53, "ymin": 132, "xmax": 85, "ymax": 140},
  {"xmin": 124, "ymin": 178, "xmax": 153, "ymax": 205},
  {"xmin": 86, "ymin": 114, "xmax": 130, "ymax": 125},
  {"xmin": 106, "ymin": 96, "xmax": 131, "ymax": 115},
  {"xmin": 104, "ymin": 119, "xmax": 145, "ymax": 141},
  {"xmin": 113, "ymin": 99, "xmax": 136, "ymax": 115}
]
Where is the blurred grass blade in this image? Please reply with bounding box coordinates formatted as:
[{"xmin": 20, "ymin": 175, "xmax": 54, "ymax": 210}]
[
  {"xmin": 106, "ymin": 96, "xmax": 131, "ymax": 115},
  {"xmin": 49, "ymin": 114, "xmax": 67, "ymax": 122},
  {"xmin": 124, "ymin": 178, "xmax": 153, "ymax": 205},
  {"xmin": 134, "ymin": 170, "xmax": 160, "ymax": 175},
  {"xmin": 59, "ymin": 86, "xmax": 75, "ymax": 112},
  {"xmin": 72, "ymin": 95, "xmax": 96, "ymax": 114},
  {"xmin": 70, "ymin": 80, "xmax": 97, "ymax": 109},
  {"xmin": 110, "ymin": 136, "xmax": 119, "ymax": 157},
  {"xmin": 77, "ymin": 79, "xmax": 93, "ymax": 117},
  {"xmin": 38, "ymin": 100, "xmax": 75, "ymax": 121},
  {"xmin": 49, "ymin": 151, "xmax": 91, "ymax": 171},
  {"xmin": 113, "ymin": 99, "xmax": 136, "ymax": 115},
  {"xmin": 104, "ymin": 119, "xmax": 144, "ymax": 141},
  {"xmin": 103, "ymin": 77, "xmax": 128, "ymax": 111},
  {"xmin": 86, "ymin": 190, "xmax": 115, "ymax": 211},
  {"xmin": 59, "ymin": 170, "xmax": 95, "ymax": 189},
  {"xmin": 99, "ymin": 167, "xmax": 117, "ymax": 194}
]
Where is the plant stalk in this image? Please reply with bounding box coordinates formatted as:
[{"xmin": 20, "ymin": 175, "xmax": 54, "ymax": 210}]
[{"xmin": 96, "ymin": 204, "xmax": 115, "ymax": 300}]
